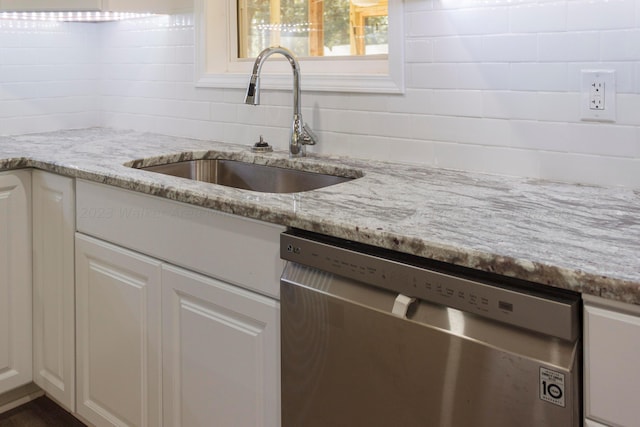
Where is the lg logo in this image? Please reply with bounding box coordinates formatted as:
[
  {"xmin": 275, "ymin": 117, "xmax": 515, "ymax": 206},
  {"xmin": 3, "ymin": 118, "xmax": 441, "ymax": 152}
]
[{"xmin": 286, "ymin": 244, "xmax": 301, "ymax": 254}]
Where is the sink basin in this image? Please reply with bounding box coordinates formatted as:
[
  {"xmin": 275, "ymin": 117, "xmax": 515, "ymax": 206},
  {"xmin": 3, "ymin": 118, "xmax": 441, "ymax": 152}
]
[{"xmin": 131, "ymin": 159, "xmax": 355, "ymax": 193}]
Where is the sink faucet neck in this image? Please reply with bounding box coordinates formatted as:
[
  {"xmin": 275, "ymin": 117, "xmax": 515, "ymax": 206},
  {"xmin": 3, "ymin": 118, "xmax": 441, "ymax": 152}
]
[{"xmin": 244, "ymin": 46, "xmax": 316, "ymax": 157}]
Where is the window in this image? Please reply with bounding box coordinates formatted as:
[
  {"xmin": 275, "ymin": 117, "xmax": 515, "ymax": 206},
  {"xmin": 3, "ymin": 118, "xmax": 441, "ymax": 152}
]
[
  {"xmin": 195, "ymin": 0, "xmax": 403, "ymax": 93},
  {"xmin": 237, "ymin": 0, "xmax": 388, "ymax": 59}
]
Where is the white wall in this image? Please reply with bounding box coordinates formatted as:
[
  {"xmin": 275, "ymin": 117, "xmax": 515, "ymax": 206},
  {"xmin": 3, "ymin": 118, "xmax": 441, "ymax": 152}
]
[
  {"xmin": 3, "ymin": 1, "xmax": 640, "ymax": 188},
  {"xmin": 0, "ymin": 20, "xmax": 99, "ymax": 135}
]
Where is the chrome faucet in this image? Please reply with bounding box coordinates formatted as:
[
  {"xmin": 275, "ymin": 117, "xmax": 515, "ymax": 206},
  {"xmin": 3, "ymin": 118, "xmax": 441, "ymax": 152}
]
[{"xmin": 244, "ymin": 46, "xmax": 317, "ymax": 157}]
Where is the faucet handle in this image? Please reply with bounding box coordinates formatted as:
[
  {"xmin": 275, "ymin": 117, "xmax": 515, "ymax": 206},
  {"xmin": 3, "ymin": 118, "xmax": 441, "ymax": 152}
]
[
  {"xmin": 301, "ymin": 123, "xmax": 318, "ymax": 146},
  {"xmin": 244, "ymin": 74, "xmax": 260, "ymax": 105}
]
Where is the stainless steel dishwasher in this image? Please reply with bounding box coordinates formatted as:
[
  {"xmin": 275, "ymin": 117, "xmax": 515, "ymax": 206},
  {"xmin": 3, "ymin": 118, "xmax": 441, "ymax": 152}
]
[{"xmin": 280, "ymin": 229, "xmax": 582, "ymax": 427}]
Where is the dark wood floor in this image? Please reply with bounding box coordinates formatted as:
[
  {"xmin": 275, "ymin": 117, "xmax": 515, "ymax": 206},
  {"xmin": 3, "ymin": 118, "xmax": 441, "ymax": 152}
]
[{"xmin": 0, "ymin": 396, "xmax": 86, "ymax": 427}]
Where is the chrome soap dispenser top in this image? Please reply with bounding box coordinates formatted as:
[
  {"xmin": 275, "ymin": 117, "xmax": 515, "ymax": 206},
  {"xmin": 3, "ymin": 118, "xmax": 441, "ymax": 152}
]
[{"xmin": 244, "ymin": 46, "xmax": 317, "ymax": 158}]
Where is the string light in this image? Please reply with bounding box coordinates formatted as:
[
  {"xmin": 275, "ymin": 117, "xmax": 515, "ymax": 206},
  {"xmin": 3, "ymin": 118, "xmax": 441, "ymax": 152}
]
[
  {"xmin": 255, "ymin": 22, "xmax": 312, "ymax": 33},
  {"xmin": 0, "ymin": 11, "xmax": 159, "ymax": 22}
]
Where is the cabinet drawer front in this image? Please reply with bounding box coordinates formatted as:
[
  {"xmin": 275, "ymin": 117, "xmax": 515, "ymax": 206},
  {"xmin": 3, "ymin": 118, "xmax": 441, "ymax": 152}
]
[{"xmin": 76, "ymin": 180, "xmax": 285, "ymax": 298}]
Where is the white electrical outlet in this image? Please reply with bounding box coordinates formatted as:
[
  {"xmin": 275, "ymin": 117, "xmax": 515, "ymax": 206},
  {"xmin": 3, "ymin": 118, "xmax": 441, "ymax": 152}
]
[{"xmin": 581, "ymin": 70, "xmax": 616, "ymax": 122}]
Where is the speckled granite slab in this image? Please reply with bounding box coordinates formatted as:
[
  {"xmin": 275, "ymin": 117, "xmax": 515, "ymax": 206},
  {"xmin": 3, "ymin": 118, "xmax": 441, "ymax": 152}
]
[{"xmin": 2, "ymin": 128, "xmax": 639, "ymax": 305}]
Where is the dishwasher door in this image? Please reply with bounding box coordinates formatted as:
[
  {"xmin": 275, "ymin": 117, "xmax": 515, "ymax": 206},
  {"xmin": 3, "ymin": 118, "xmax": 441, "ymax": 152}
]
[{"xmin": 281, "ymin": 262, "xmax": 581, "ymax": 427}]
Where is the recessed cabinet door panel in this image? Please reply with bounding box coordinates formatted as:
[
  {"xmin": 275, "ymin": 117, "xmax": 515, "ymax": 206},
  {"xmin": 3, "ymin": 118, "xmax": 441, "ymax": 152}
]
[
  {"xmin": 75, "ymin": 234, "xmax": 161, "ymax": 427},
  {"xmin": 0, "ymin": 170, "xmax": 32, "ymax": 395},
  {"xmin": 32, "ymin": 171, "xmax": 75, "ymax": 411},
  {"xmin": 162, "ymin": 265, "xmax": 280, "ymax": 427}
]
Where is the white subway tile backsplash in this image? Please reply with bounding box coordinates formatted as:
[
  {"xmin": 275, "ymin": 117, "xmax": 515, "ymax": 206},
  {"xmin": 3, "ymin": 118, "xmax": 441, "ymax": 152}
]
[
  {"xmin": 433, "ymin": 36, "xmax": 483, "ymax": 63},
  {"xmin": 482, "ymin": 34, "xmax": 538, "ymax": 62},
  {"xmin": 482, "ymin": 91, "xmax": 539, "ymax": 120},
  {"xmin": 616, "ymin": 94, "xmax": 640, "ymax": 125},
  {"xmin": 510, "ymin": 120, "xmax": 570, "ymax": 152},
  {"xmin": 600, "ymin": 30, "xmax": 640, "ymax": 61},
  {"xmin": 538, "ymin": 151, "xmax": 640, "ymax": 187},
  {"xmin": 509, "ymin": 2, "xmax": 567, "ymax": 33},
  {"xmin": 0, "ymin": 20, "xmax": 98, "ymax": 135},
  {"xmin": 510, "ymin": 63, "xmax": 569, "ymax": 92},
  {"xmin": 538, "ymin": 32, "xmax": 600, "ymax": 62},
  {"xmin": 567, "ymin": 0, "xmax": 636, "ymax": 31},
  {"xmin": 429, "ymin": 90, "xmax": 483, "ymax": 118},
  {"xmin": 411, "ymin": 63, "xmax": 511, "ymax": 90},
  {"xmin": 536, "ymin": 92, "xmax": 581, "ymax": 123},
  {"xmin": 387, "ymin": 89, "xmax": 434, "ymax": 115},
  {"xmin": 432, "ymin": 142, "xmax": 541, "ymax": 178},
  {"xmin": 565, "ymin": 123, "xmax": 639, "ymax": 157},
  {"xmin": 405, "ymin": 39, "xmax": 434, "ymax": 63},
  {"xmin": 408, "ymin": 7, "xmax": 509, "ymax": 37}
]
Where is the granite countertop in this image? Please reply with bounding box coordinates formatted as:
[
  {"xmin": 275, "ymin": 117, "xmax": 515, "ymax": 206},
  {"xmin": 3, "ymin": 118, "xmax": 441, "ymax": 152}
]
[{"xmin": 1, "ymin": 128, "xmax": 639, "ymax": 305}]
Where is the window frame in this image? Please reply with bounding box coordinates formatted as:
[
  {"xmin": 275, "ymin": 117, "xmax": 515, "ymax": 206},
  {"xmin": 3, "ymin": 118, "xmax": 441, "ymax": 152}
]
[{"xmin": 194, "ymin": 0, "xmax": 404, "ymax": 93}]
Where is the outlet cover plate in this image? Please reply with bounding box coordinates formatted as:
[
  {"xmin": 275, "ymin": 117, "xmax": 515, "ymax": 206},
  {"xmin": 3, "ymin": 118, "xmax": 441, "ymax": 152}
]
[{"xmin": 581, "ymin": 70, "xmax": 616, "ymax": 122}]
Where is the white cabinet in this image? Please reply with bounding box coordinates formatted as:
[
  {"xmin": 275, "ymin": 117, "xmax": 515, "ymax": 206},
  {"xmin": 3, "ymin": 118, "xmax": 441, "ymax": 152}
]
[
  {"xmin": 32, "ymin": 171, "xmax": 76, "ymax": 411},
  {"xmin": 584, "ymin": 295, "xmax": 640, "ymax": 427},
  {"xmin": 162, "ymin": 265, "xmax": 280, "ymax": 427},
  {"xmin": 0, "ymin": 0, "xmax": 191, "ymax": 13},
  {"xmin": 0, "ymin": 170, "xmax": 32, "ymax": 395},
  {"xmin": 75, "ymin": 180, "xmax": 284, "ymax": 427},
  {"xmin": 75, "ymin": 234, "xmax": 162, "ymax": 427}
]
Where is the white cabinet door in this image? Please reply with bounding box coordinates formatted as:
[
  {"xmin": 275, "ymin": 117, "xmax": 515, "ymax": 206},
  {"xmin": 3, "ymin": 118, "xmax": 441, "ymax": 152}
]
[
  {"xmin": 162, "ymin": 264, "xmax": 280, "ymax": 427},
  {"xmin": 75, "ymin": 234, "xmax": 162, "ymax": 427},
  {"xmin": 0, "ymin": 170, "xmax": 32, "ymax": 395},
  {"xmin": 584, "ymin": 297, "xmax": 640, "ymax": 427},
  {"xmin": 32, "ymin": 171, "xmax": 75, "ymax": 411}
]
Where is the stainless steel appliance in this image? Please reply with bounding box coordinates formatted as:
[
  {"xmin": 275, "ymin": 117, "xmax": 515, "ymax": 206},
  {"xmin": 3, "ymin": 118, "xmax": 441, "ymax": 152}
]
[{"xmin": 280, "ymin": 229, "xmax": 582, "ymax": 427}]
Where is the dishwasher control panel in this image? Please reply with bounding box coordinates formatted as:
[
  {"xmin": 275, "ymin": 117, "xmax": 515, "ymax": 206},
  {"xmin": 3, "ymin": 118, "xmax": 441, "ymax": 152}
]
[{"xmin": 281, "ymin": 231, "xmax": 579, "ymax": 342}]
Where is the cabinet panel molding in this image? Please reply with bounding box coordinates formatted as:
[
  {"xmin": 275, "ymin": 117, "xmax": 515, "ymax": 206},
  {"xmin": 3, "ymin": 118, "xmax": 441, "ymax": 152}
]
[
  {"xmin": 32, "ymin": 171, "xmax": 76, "ymax": 411},
  {"xmin": 0, "ymin": 170, "xmax": 32, "ymax": 395}
]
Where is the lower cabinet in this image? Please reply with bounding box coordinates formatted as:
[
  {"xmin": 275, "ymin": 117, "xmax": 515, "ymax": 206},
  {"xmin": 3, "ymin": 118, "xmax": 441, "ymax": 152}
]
[
  {"xmin": 584, "ymin": 295, "xmax": 640, "ymax": 427},
  {"xmin": 0, "ymin": 170, "xmax": 32, "ymax": 395},
  {"xmin": 75, "ymin": 234, "xmax": 162, "ymax": 427},
  {"xmin": 73, "ymin": 179, "xmax": 283, "ymax": 427},
  {"xmin": 32, "ymin": 170, "xmax": 76, "ymax": 411},
  {"xmin": 162, "ymin": 265, "xmax": 280, "ymax": 427},
  {"xmin": 1, "ymin": 173, "xmax": 282, "ymax": 426},
  {"xmin": 74, "ymin": 234, "xmax": 281, "ymax": 427}
]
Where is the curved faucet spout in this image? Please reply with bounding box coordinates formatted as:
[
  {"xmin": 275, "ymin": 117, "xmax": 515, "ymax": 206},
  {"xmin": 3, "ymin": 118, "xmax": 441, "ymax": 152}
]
[{"xmin": 244, "ymin": 46, "xmax": 317, "ymax": 157}]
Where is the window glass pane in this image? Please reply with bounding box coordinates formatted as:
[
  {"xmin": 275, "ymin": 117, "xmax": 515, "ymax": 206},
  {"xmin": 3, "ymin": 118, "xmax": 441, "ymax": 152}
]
[{"xmin": 237, "ymin": 0, "xmax": 388, "ymax": 59}]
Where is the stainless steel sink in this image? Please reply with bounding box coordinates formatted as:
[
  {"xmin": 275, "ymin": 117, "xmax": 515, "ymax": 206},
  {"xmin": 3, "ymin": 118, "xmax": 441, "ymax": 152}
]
[{"xmin": 132, "ymin": 159, "xmax": 355, "ymax": 193}]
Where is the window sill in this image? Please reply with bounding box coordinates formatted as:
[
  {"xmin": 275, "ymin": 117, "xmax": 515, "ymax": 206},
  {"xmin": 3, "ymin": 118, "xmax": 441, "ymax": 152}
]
[{"xmin": 195, "ymin": 72, "xmax": 403, "ymax": 94}]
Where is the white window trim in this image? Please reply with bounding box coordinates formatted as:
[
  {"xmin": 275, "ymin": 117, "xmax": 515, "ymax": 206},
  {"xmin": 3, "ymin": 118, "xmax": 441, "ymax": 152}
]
[{"xmin": 194, "ymin": 0, "xmax": 404, "ymax": 93}]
